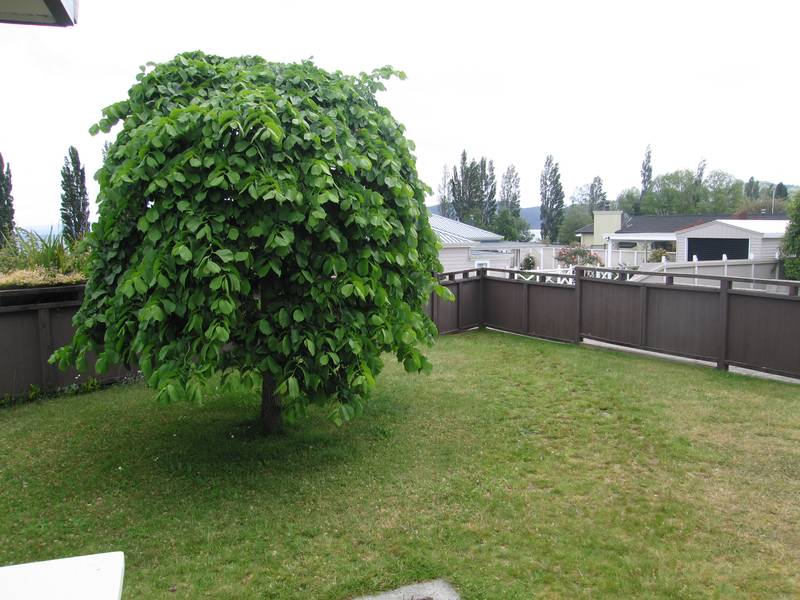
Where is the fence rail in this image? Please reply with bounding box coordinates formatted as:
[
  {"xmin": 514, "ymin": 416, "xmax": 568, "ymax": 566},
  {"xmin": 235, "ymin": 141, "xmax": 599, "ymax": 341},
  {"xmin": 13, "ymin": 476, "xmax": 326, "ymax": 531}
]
[{"xmin": 430, "ymin": 267, "xmax": 800, "ymax": 379}]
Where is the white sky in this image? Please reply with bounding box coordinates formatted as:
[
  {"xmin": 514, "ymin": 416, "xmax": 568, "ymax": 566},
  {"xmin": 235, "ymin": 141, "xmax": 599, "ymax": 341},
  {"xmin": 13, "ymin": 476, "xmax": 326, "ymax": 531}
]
[{"xmin": 1, "ymin": 0, "xmax": 798, "ymax": 229}]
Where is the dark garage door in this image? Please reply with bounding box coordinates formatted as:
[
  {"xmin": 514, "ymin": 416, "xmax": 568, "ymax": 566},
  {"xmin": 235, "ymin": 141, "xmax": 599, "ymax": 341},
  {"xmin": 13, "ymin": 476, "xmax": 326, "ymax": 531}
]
[{"xmin": 687, "ymin": 238, "xmax": 749, "ymax": 261}]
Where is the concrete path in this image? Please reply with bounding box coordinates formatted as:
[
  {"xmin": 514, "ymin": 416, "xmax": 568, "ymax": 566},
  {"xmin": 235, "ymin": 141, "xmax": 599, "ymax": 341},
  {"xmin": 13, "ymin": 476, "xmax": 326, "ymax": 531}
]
[{"xmin": 353, "ymin": 579, "xmax": 460, "ymax": 600}]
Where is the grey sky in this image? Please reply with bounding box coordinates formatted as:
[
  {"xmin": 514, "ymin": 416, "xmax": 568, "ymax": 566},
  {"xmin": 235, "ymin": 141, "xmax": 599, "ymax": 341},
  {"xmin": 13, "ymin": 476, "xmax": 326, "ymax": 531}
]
[{"xmin": 1, "ymin": 0, "xmax": 797, "ymax": 229}]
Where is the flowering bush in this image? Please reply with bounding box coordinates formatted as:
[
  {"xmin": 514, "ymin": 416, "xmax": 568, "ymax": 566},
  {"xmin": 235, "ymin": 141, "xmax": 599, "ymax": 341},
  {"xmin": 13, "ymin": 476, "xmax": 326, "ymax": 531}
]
[{"xmin": 555, "ymin": 245, "xmax": 603, "ymax": 267}]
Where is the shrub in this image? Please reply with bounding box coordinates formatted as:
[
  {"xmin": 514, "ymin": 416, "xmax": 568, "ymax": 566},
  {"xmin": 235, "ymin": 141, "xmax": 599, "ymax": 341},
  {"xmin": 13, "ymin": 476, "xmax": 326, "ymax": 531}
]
[
  {"xmin": 520, "ymin": 254, "xmax": 536, "ymax": 270},
  {"xmin": 556, "ymin": 245, "xmax": 603, "ymax": 267},
  {"xmin": 648, "ymin": 248, "xmax": 671, "ymax": 263},
  {"xmin": 784, "ymin": 257, "xmax": 800, "ymax": 281}
]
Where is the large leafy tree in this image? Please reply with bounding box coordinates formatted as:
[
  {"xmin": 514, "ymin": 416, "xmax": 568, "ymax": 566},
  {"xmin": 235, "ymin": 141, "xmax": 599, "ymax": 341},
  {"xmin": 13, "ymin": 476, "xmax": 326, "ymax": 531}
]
[
  {"xmin": 52, "ymin": 52, "xmax": 445, "ymax": 434},
  {"xmin": 539, "ymin": 155, "xmax": 564, "ymax": 243},
  {"xmin": 60, "ymin": 146, "xmax": 91, "ymax": 242},
  {"xmin": 0, "ymin": 152, "xmax": 13, "ymax": 245}
]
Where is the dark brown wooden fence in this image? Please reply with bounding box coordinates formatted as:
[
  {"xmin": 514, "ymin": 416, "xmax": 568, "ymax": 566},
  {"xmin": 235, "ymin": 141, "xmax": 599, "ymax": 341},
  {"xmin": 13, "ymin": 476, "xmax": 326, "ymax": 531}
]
[
  {"xmin": 3, "ymin": 267, "xmax": 798, "ymax": 398},
  {"xmin": 0, "ymin": 286, "xmax": 129, "ymax": 398},
  {"xmin": 431, "ymin": 267, "xmax": 800, "ymax": 380}
]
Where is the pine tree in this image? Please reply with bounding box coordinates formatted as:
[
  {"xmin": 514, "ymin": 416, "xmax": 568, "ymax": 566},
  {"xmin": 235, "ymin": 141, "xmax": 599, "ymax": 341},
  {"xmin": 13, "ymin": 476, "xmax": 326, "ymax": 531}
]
[
  {"xmin": 0, "ymin": 152, "xmax": 14, "ymax": 245},
  {"xmin": 638, "ymin": 145, "xmax": 652, "ymax": 216},
  {"xmin": 540, "ymin": 155, "xmax": 565, "ymax": 243},
  {"xmin": 775, "ymin": 182, "xmax": 788, "ymax": 201},
  {"xmin": 60, "ymin": 146, "xmax": 90, "ymax": 242}
]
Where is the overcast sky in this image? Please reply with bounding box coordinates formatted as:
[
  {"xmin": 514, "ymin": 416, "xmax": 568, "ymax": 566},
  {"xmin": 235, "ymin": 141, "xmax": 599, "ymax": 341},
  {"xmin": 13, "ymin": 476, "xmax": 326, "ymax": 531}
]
[{"xmin": 1, "ymin": 0, "xmax": 798, "ymax": 229}]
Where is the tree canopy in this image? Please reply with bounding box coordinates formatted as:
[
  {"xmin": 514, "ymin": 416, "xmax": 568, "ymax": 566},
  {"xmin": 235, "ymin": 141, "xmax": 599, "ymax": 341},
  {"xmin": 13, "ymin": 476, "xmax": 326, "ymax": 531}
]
[{"xmin": 52, "ymin": 52, "xmax": 445, "ymax": 432}]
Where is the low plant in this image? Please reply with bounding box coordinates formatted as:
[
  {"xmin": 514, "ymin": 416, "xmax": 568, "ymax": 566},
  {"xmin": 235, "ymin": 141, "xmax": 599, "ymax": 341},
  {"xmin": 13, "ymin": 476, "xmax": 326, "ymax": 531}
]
[
  {"xmin": 783, "ymin": 257, "xmax": 800, "ymax": 281},
  {"xmin": 520, "ymin": 254, "xmax": 537, "ymax": 270},
  {"xmin": 556, "ymin": 244, "xmax": 603, "ymax": 267},
  {"xmin": 0, "ymin": 228, "xmax": 89, "ymax": 288},
  {"xmin": 648, "ymin": 248, "xmax": 671, "ymax": 263}
]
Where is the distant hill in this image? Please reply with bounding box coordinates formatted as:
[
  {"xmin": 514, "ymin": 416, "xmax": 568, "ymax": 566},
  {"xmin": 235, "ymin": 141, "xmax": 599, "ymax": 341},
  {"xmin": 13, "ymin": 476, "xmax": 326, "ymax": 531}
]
[{"xmin": 427, "ymin": 204, "xmax": 541, "ymax": 229}]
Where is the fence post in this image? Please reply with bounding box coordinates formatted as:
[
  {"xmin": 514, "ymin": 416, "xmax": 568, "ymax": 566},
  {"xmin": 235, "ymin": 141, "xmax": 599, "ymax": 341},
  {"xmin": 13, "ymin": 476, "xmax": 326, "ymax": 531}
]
[
  {"xmin": 639, "ymin": 285, "xmax": 648, "ymax": 347},
  {"xmin": 479, "ymin": 268, "xmax": 487, "ymax": 329},
  {"xmin": 456, "ymin": 280, "xmax": 462, "ymax": 331},
  {"xmin": 37, "ymin": 308, "xmax": 54, "ymax": 391},
  {"xmin": 574, "ymin": 266, "xmax": 583, "ymax": 342},
  {"xmin": 718, "ymin": 279, "xmax": 732, "ymax": 371},
  {"xmin": 523, "ymin": 281, "xmax": 530, "ymax": 335}
]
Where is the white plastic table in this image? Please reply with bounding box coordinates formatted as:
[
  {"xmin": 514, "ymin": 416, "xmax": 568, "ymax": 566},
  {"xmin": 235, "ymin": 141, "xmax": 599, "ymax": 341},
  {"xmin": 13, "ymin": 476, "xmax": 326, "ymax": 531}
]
[{"xmin": 0, "ymin": 551, "xmax": 125, "ymax": 600}]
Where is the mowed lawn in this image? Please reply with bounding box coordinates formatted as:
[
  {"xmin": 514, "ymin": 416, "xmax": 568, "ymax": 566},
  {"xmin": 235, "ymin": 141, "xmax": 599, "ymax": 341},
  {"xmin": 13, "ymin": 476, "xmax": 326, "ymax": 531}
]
[{"xmin": 1, "ymin": 330, "xmax": 799, "ymax": 599}]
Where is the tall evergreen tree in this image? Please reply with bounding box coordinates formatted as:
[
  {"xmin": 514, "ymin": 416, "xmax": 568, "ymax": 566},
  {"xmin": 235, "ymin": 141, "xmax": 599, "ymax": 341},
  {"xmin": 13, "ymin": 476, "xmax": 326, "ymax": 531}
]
[
  {"xmin": 692, "ymin": 159, "xmax": 707, "ymax": 208},
  {"xmin": 0, "ymin": 152, "xmax": 14, "ymax": 245},
  {"xmin": 437, "ymin": 165, "xmax": 456, "ymax": 219},
  {"xmin": 60, "ymin": 146, "xmax": 91, "ymax": 242},
  {"xmin": 587, "ymin": 176, "xmax": 608, "ymax": 212},
  {"xmin": 775, "ymin": 182, "xmax": 788, "ymax": 201},
  {"xmin": 476, "ymin": 157, "xmax": 497, "ymax": 227},
  {"xmin": 744, "ymin": 176, "xmax": 760, "ymax": 201},
  {"xmin": 446, "ymin": 150, "xmax": 497, "ymax": 228},
  {"xmin": 498, "ymin": 165, "xmax": 521, "ymax": 214},
  {"xmin": 494, "ymin": 164, "xmax": 529, "ymax": 241},
  {"xmin": 638, "ymin": 145, "xmax": 652, "ymax": 216},
  {"xmin": 540, "ymin": 155, "xmax": 565, "ymax": 243}
]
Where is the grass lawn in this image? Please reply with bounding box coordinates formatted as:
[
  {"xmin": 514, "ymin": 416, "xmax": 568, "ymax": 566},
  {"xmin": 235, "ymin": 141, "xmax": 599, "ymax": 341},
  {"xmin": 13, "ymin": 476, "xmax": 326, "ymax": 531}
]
[{"xmin": 1, "ymin": 330, "xmax": 799, "ymax": 598}]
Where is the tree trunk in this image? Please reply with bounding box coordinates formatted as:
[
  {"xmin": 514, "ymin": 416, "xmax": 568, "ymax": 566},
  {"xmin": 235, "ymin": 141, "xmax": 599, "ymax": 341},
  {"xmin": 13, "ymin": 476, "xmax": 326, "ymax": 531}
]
[{"xmin": 260, "ymin": 373, "xmax": 282, "ymax": 435}]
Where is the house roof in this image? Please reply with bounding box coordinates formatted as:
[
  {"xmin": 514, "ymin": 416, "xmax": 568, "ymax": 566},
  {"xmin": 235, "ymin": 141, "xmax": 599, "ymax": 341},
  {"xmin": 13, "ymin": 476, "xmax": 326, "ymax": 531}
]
[
  {"xmin": 678, "ymin": 219, "xmax": 790, "ymax": 238},
  {"xmin": 428, "ymin": 213, "xmax": 504, "ymax": 244},
  {"xmin": 616, "ymin": 215, "xmax": 722, "ymax": 234},
  {"xmin": 579, "ymin": 212, "xmax": 790, "ymax": 238}
]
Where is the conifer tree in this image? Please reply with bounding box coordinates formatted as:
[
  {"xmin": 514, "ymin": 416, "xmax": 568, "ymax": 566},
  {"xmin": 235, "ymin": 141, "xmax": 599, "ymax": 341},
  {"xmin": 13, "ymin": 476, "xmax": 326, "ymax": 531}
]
[
  {"xmin": 60, "ymin": 146, "xmax": 91, "ymax": 242},
  {"xmin": 540, "ymin": 155, "xmax": 565, "ymax": 243},
  {"xmin": 638, "ymin": 145, "xmax": 652, "ymax": 216},
  {"xmin": 0, "ymin": 152, "xmax": 14, "ymax": 245}
]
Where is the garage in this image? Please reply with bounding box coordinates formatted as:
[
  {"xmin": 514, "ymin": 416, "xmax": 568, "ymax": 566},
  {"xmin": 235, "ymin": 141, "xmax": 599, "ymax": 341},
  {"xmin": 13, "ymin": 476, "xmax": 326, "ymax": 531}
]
[
  {"xmin": 687, "ymin": 237, "xmax": 749, "ymax": 261},
  {"xmin": 676, "ymin": 219, "xmax": 789, "ymax": 262}
]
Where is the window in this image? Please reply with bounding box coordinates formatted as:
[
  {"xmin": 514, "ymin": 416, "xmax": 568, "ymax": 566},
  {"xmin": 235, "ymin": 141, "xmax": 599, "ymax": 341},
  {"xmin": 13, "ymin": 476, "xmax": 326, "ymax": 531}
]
[{"xmin": 474, "ymin": 260, "xmax": 490, "ymax": 268}]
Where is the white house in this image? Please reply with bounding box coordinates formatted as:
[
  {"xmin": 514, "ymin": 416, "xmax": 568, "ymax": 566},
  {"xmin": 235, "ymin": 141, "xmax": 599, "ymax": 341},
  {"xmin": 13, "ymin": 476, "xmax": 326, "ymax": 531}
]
[
  {"xmin": 428, "ymin": 214, "xmax": 541, "ymax": 272},
  {"xmin": 675, "ymin": 219, "xmax": 789, "ymax": 262}
]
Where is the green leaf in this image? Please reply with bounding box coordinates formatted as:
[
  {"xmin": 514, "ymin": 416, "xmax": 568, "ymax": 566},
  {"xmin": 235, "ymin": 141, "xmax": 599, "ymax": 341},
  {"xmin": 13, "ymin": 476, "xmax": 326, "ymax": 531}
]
[
  {"xmin": 172, "ymin": 245, "xmax": 192, "ymax": 262},
  {"xmin": 292, "ymin": 308, "xmax": 304, "ymax": 323},
  {"xmin": 215, "ymin": 249, "xmax": 235, "ymax": 263},
  {"xmin": 286, "ymin": 376, "xmax": 299, "ymax": 399}
]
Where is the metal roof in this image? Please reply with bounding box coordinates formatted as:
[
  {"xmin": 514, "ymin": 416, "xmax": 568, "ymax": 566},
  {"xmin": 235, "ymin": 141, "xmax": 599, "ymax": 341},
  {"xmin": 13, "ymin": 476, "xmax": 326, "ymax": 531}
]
[{"xmin": 428, "ymin": 213, "xmax": 503, "ymax": 243}]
